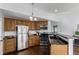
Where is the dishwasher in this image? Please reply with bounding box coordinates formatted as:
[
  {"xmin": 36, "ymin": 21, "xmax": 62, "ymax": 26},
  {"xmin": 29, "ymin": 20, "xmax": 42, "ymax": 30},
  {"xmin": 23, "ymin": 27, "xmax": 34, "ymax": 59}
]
[{"xmin": 74, "ymin": 39, "xmax": 79, "ymax": 54}]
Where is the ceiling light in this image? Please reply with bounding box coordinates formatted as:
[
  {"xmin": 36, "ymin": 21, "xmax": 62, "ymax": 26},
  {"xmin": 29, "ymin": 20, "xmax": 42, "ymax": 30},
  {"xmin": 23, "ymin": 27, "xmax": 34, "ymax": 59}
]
[
  {"xmin": 54, "ymin": 9, "xmax": 58, "ymax": 13},
  {"xmin": 29, "ymin": 16, "xmax": 33, "ymax": 21},
  {"xmin": 34, "ymin": 18, "xmax": 37, "ymax": 21},
  {"xmin": 29, "ymin": 3, "xmax": 37, "ymax": 21}
]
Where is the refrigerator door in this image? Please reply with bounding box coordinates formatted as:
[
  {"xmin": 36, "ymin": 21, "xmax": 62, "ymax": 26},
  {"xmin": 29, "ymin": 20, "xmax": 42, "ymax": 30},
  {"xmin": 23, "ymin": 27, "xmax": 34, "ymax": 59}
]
[
  {"xmin": 22, "ymin": 26, "xmax": 28, "ymax": 48},
  {"xmin": 22, "ymin": 34, "xmax": 28, "ymax": 49},
  {"xmin": 22, "ymin": 26, "xmax": 28, "ymax": 34},
  {"xmin": 17, "ymin": 25, "xmax": 22, "ymax": 34},
  {"xmin": 17, "ymin": 34, "xmax": 23, "ymax": 50},
  {"xmin": 17, "ymin": 25, "xmax": 28, "ymax": 50}
]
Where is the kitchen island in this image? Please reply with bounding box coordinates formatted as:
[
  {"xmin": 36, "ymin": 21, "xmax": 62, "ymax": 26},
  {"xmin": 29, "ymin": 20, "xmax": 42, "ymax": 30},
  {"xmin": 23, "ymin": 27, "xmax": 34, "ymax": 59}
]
[
  {"xmin": 48, "ymin": 33, "xmax": 79, "ymax": 55},
  {"xmin": 48, "ymin": 34, "xmax": 68, "ymax": 55}
]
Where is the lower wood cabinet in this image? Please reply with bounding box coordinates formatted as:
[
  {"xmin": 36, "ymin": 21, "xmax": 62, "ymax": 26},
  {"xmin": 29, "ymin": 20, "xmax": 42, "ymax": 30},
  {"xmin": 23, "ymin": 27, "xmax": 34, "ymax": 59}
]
[
  {"xmin": 3, "ymin": 37, "xmax": 16, "ymax": 54},
  {"xmin": 28, "ymin": 35, "xmax": 40, "ymax": 47},
  {"xmin": 50, "ymin": 45, "xmax": 68, "ymax": 55}
]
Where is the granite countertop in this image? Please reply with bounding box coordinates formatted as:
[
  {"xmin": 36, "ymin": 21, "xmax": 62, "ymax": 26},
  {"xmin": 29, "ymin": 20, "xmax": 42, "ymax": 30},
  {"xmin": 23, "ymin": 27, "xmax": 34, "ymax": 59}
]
[
  {"xmin": 4, "ymin": 36, "xmax": 16, "ymax": 39},
  {"xmin": 48, "ymin": 34, "xmax": 68, "ymax": 45}
]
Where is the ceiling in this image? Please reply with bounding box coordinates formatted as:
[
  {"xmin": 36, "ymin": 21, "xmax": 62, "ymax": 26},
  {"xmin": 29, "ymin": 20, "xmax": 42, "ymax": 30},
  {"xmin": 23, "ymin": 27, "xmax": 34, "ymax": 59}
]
[
  {"xmin": 2, "ymin": 9, "xmax": 47, "ymax": 21},
  {"xmin": 1, "ymin": 3, "xmax": 79, "ymax": 21},
  {"xmin": 34, "ymin": 3, "xmax": 79, "ymax": 13}
]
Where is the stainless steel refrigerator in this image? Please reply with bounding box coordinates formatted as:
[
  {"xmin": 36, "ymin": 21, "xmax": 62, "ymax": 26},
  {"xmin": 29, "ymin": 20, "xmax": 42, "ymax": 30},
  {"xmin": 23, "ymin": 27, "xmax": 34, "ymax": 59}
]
[{"xmin": 16, "ymin": 25, "xmax": 28, "ymax": 51}]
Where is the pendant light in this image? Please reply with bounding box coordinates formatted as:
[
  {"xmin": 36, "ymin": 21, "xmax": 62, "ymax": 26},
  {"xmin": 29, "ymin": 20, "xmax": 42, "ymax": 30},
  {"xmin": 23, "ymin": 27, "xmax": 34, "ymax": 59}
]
[{"xmin": 29, "ymin": 3, "xmax": 37, "ymax": 21}]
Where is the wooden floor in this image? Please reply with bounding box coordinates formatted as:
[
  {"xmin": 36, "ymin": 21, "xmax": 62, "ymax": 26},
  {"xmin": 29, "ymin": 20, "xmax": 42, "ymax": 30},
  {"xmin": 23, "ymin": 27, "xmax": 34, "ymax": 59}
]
[{"xmin": 4, "ymin": 45, "xmax": 50, "ymax": 55}]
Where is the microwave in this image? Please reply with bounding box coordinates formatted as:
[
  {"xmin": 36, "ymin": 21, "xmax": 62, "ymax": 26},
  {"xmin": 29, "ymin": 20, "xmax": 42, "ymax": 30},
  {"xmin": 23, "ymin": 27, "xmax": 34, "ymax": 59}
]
[{"xmin": 40, "ymin": 26, "xmax": 48, "ymax": 30}]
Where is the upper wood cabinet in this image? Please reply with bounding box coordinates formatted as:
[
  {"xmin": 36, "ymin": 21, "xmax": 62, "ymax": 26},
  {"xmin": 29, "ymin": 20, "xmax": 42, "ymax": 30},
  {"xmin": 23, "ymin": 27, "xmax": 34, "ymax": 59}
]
[
  {"xmin": 4, "ymin": 17, "xmax": 48, "ymax": 31},
  {"xmin": 21, "ymin": 20, "xmax": 26, "ymax": 25},
  {"xmin": 35, "ymin": 21, "xmax": 40, "ymax": 30},
  {"xmin": 11, "ymin": 19, "xmax": 16, "ymax": 31},
  {"xmin": 16, "ymin": 19, "xmax": 22, "ymax": 25},
  {"xmin": 28, "ymin": 21, "xmax": 36, "ymax": 30},
  {"xmin": 4, "ymin": 18, "xmax": 16, "ymax": 31}
]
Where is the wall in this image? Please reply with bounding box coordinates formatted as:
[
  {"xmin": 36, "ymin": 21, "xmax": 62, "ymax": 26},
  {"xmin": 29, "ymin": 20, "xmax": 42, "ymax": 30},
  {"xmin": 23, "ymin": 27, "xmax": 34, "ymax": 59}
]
[
  {"xmin": 56, "ymin": 10, "xmax": 79, "ymax": 36},
  {"xmin": 51, "ymin": 21, "xmax": 59, "ymax": 32},
  {"xmin": 0, "ymin": 10, "xmax": 4, "ymax": 55}
]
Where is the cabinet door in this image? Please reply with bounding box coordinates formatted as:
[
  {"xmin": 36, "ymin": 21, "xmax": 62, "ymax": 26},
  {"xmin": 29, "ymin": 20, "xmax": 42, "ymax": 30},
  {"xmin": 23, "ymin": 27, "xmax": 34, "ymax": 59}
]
[
  {"xmin": 35, "ymin": 21, "xmax": 40, "ymax": 30},
  {"xmin": 28, "ymin": 21, "xmax": 32, "ymax": 30},
  {"xmin": 34, "ymin": 36, "xmax": 40, "ymax": 45},
  {"xmin": 4, "ymin": 18, "xmax": 8, "ymax": 31},
  {"xmin": 4, "ymin": 18, "xmax": 12, "ymax": 31},
  {"xmin": 31, "ymin": 22, "xmax": 36, "ymax": 30},
  {"xmin": 28, "ymin": 36, "xmax": 40, "ymax": 47},
  {"xmin": 28, "ymin": 36, "xmax": 33, "ymax": 47},
  {"xmin": 25, "ymin": 21, "xmax": 29, "ymax": 26},
  {"xmin": 3, "ymin": 38, "xmax": 16, "ymax": 53},
  {"xmin": 44, "ymin": 21, "xmax": 48, "ymax": 26},
  {"xmin": 16, "ymin": 20, "xmax": 22, "ymax": 25},
  {"xmin": 11, "ymin": 19, "xmax": 16, "ymax": 31},
  {"xmin": 22, "ymin": 20, "xmax": 26, "ymax": 26}
]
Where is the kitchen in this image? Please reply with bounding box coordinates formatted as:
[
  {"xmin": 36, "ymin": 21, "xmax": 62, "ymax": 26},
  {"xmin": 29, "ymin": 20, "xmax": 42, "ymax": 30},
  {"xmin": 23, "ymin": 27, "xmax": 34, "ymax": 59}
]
[
  {"xmin": 3, "ymin": 16, "xmax": 49, "ymax": 54},
  {"xmin": 0, "ymin": 3, "xmax": 79, "ymax": 55},
  {"xmin": 0, "ymin": 16, "xmax": 70, "ymax": 55}
]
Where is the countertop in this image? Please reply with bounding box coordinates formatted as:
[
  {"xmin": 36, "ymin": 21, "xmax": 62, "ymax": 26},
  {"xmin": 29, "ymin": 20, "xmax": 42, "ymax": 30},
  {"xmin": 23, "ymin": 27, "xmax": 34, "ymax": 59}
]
[
  {"xmin": 48, "ymin": 34, "xmax": 68, "ymax": 45},
  {"xmin": 48, "ymin": 33, "xmax": 79, "ymax": 45},
  {"xmin": 4, "ymin": 36, "xmax": 16, "ymax": 40}
]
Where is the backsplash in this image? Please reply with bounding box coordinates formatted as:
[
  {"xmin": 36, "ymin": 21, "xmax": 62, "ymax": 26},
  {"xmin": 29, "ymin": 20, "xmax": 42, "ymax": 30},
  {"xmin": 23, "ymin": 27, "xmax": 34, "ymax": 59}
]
[{"xmin": 4, "ymin": 31, "xmax": 16, "ymax": 36}]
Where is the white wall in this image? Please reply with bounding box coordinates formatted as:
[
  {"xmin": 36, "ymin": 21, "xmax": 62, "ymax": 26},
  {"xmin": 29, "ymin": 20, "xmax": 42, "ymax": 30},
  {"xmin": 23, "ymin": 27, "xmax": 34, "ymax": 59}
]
[
  {"xmin": 51, "ymin": 21, "xmax": 59, "ymax": 32},
  {"xmin": 0, "ymin": 10, "xmax": 4, "ymax": 55},
  {"xmin": 56, "ymin": 10, "xmax": 79, "ymax": 36}
]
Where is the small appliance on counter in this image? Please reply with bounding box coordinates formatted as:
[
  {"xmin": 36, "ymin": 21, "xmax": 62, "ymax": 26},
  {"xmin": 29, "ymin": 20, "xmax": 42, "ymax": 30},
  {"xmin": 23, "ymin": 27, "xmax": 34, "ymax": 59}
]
[
  {"xmin": 29, "ymin": 31, "xmax": 37, "ymax": 36},
  {"xmin": 16, "ymin": 25, "xmax": 29, "ymax": 51},
  {"xmin": 40, "ymin": 25, "xmax": 48, "ymax": 30}
]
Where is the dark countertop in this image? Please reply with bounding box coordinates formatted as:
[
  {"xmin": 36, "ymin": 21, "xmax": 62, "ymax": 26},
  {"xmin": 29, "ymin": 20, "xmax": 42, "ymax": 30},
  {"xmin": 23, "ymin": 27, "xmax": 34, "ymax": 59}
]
[
  {"xmin": 4, "ymin": 36, "xmax": 16, "ymax": 40},
  {"xmin": 48, "ymin": 34, "xmax": 68, "ymax": 45}
]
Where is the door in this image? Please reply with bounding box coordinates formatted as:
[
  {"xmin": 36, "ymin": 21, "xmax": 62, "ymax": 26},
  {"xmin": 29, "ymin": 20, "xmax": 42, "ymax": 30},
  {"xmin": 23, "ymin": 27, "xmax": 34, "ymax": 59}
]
[
  {"xmin": 22, "ymin": 26, "xmax": 28, "ymax": 48},
  {"xmin": 22, "ymin": 34, "xmax": 28, "ymax": 48},
  {"xmin": 17, "ymin": 26, "xmax": 23, "ymax": 50},
  {"xmin": 17, "ymin": 34, "xmax": 23, "ymax": 50}
]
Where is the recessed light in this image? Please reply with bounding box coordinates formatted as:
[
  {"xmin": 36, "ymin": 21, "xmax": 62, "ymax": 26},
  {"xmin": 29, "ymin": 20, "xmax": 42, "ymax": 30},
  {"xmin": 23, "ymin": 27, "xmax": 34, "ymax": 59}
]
[{"xmin": 54, "ymin": 9, "xmax": 58, "ymax": 13}]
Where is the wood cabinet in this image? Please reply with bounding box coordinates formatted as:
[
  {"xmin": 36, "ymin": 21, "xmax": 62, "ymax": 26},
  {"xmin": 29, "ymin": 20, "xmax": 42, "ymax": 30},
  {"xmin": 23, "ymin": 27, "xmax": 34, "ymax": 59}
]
[
  {"xmin": 16, "ymin": 20, "xmax": 22, "ymax": 25},
  {"xmin": 4, "ymin": 17, "xmax": 16, "ymax": 31},
  {"xmin": 4, "ymin": 18, "xmax": 12, "ymax": 31},
  {"xmin": 11, "ymin": 19, "xmax": 16, "ymax": 31},
  {"xmin": 28, "ymin": 35, "xmax": 40, "ymax": 47},
  {"xmin": 28, "ymin": 21, "xmax": 48, "ymax": 30},
  {"xmin": 50, "ymin": 45, "xmax": 68, "ymax": 55},
  {"xmin": 35, "ymin": 21, "xmax": 40, "ymax": 30},
  {"xmin": 21, "ymin": 20, "xmax": 26, "ymax": 25},
  {"xmin": 3, "ymin": 37, "xmax": 16, "ymax": 54},
  {"xmin": 28, "ymin": 21, "xmax": 36, "ymax": 30},
  {"xmin": 4, "ymin": 17, "xmax": 48, "ymax": 31}
]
